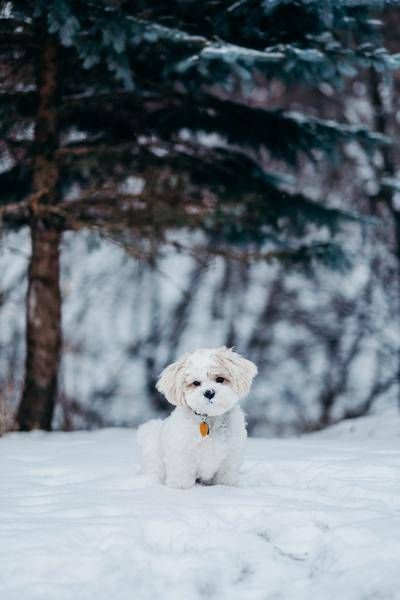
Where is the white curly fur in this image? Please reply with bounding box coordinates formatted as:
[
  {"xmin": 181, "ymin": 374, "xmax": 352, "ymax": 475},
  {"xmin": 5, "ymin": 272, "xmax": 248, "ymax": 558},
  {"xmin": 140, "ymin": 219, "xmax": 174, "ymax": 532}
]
[{"xmin": 137, "ymin": 347, "xmax": 257, "ymax": 489}]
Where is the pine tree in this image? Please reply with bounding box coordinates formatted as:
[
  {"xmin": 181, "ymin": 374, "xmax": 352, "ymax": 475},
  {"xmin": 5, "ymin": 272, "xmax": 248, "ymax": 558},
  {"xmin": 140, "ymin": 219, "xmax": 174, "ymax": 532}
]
[{"xmin": 0, "ymin": 0, "xmax": 398, "ymax": 430}]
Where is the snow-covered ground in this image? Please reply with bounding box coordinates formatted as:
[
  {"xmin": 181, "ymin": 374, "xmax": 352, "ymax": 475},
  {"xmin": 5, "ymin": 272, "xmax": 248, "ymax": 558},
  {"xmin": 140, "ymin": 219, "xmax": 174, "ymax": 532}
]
[{"xmin": 2, "ymin": 413, "xmax": 400, "ymax": 600}]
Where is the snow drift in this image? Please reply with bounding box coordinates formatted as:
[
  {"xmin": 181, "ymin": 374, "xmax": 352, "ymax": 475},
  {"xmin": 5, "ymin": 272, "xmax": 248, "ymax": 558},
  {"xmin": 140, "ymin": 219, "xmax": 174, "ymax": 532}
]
[{"xmin": 1, "ymin": 412, "xmax": 400, "ymax": 599}]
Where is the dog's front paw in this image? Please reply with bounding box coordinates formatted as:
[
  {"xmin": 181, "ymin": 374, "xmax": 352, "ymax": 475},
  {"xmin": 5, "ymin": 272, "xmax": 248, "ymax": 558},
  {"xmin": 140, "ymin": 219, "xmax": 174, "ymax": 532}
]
[
  {"xmin": 214, "ymin": 476, "xmax": 239, "ymax": 487},
  {"xmin": 213, "ymin": 468, "xmax": 240, "ymax": 486},
  {"xmin": 166, "ymin": 477, "xmax": 196, "ymax": 490}
]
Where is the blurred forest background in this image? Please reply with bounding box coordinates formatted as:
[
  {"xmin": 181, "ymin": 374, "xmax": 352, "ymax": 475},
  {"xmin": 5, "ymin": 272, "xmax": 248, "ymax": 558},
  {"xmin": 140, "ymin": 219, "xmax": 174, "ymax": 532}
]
[{"xmin": 1, "ymin": 1, "xmax": 400, "ymax": 436}]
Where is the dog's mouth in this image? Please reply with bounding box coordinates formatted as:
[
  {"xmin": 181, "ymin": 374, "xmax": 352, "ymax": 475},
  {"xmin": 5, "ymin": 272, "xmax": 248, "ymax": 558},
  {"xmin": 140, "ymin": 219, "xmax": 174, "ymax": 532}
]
[
  {"xmin": 185, "ymin": 386, "xmax": 238, "ymax": 417},
  {"xmin": 188, "ymin": 400, "xmax": 232, "ymax": 417}
]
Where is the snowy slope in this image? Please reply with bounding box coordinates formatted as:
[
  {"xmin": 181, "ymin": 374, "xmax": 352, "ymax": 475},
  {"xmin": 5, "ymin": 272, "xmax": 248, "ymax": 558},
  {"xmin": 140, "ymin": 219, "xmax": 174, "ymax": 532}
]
[{"xmin": 1, "ymin": 414, "xmax": 400, "ymax": 600}]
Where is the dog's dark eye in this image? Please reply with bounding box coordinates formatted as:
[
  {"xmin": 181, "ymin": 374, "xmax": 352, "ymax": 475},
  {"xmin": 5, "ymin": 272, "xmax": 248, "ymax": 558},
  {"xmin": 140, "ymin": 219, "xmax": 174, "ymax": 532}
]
[
  {"xmin": 193, "ymin": 381, "xmax": 201, "ymax": 387},
  {"xmin": 216, "ymin": 376, "xmax": 225, "ymax": 384}
]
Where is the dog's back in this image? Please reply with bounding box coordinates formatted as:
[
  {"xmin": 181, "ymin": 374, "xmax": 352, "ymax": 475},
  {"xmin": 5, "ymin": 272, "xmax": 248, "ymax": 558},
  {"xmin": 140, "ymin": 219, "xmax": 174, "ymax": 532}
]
[{"xmin": 137, "ymin": 419, "xmax": 165, "ymax": 482}]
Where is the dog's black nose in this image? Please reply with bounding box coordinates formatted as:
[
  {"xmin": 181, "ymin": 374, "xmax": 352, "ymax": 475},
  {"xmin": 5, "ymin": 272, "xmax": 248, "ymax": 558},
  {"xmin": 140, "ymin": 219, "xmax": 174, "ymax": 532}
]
[{"xmin": 204, "ymin": 389, "xmax": 215, "ymax": 400}]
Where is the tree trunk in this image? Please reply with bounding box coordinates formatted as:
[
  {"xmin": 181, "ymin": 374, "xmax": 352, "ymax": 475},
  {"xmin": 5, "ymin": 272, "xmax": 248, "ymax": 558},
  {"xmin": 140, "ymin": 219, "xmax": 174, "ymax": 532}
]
[
  {"xmin": 17, "ymin": 226, "xmax": 62, "ymax": 430},
  {"xmin": 16, "ymin": 34, "xmax": 62, "ymax": 431}
]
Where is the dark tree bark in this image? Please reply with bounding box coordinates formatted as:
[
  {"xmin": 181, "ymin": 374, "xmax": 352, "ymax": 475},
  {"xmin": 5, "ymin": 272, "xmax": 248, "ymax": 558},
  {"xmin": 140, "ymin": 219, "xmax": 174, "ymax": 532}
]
[{"xmin": 16, "ymin": 34, "xmax": 62, "ymax": 431}]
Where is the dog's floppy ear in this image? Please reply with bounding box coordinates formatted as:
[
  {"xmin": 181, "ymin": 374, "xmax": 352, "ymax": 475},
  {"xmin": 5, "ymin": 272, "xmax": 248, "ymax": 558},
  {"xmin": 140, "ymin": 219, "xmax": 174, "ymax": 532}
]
[
  {"xmin": 156, "ymin": 354, "xmax": 188, "ymax": 406},
  {"xmin": 216, "ymin": 346, "xmax": 257, "ymax": 399}
]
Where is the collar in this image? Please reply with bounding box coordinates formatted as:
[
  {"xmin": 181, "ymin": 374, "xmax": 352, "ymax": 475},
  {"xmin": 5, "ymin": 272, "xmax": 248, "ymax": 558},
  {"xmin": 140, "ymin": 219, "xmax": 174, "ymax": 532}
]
[
  {"xmin": 190, "ymin": 408, "xmax": 210, "ymax": 437},
  {"xmin": 193, "ymin": 409, "xmax": 209, "ymax": 418}
]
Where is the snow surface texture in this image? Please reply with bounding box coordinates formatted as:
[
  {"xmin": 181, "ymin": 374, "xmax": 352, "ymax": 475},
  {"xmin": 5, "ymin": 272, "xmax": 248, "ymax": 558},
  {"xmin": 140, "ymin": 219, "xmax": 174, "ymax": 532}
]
[{"xmin": 2, "ymin": 412, "xmax": 400, "ymax": 600}]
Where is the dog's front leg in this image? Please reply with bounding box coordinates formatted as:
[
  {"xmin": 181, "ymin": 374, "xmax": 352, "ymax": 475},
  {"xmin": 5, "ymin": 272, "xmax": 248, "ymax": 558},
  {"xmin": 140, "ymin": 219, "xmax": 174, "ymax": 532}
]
[
  {"xmin": 165, "ymin": 456, "xmax": 197, "ymax": 489},
  {"xmin": 212, "ymin": 455, "xmax": 241, "ymax": 486}
]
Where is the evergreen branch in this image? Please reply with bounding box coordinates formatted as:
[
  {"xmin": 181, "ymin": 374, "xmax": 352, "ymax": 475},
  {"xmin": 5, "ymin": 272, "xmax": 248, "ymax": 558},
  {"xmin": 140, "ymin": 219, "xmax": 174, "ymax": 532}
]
[
  {"xmin": 0, "ymin": 165, "xmax": 31, "ymax": 205},
  {"xmin": 58, "ymin": 92, "xmax": 388, "ymax": 164},
  {"xmin": 0, "ymin": 17, "xmax": 30, "ymax": 28},
  {"xmin": 0, "ymin": 200, "xmax": 29, "ymax": 226},
  {"xmin": 129, "ymin": 1, "xmax": 382, "ymax": 50},
  {"xmin": 28, "ymin": 199, "xmax": 349, "ymax": 271},
  {"xmin": 58, "ymin": 141, "xmax": 358, "ymax": 240},
  {"xmin": 169, "ymin": 239, "xmax": 350, "ymax": 270},
  {"xmin": 0, "ymin": 90, "xmax": 36, "ymax": 111},
  {"xmin": 0, "ymin": 33, "xmax": 34, "ymax": 46},
  {"xmin": 59, "ymin": 13, "xmax": 395, "ymax": 93}
]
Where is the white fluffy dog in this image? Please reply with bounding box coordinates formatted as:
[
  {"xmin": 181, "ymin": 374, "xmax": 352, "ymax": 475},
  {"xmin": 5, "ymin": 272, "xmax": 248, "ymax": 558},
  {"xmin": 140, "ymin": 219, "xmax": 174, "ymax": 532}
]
[{"xmin": 137, "ymin": 346, "xmax": 257, "ymax": 489}]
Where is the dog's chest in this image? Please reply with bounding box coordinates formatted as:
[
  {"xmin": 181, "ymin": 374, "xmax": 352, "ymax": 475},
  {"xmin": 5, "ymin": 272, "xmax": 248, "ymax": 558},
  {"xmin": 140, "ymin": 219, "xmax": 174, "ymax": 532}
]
[{"xmin": 195, "ymin": 417, "xmax": 229, "ymax": 479}]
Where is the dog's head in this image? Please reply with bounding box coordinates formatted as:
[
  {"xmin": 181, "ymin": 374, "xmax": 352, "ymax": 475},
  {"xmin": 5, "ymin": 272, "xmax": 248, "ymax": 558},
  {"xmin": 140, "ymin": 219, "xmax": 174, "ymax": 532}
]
[{"xmin": 156, "ymin": 347, "xmax": 257, "ymax": 416}]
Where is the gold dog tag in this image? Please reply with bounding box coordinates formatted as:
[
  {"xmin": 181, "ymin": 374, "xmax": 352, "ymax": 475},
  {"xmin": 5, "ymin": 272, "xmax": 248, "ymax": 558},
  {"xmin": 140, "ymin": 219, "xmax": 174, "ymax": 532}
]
[{"xmin": 200, "ymin": 421, "xmax": 209, "ymax": 437}]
